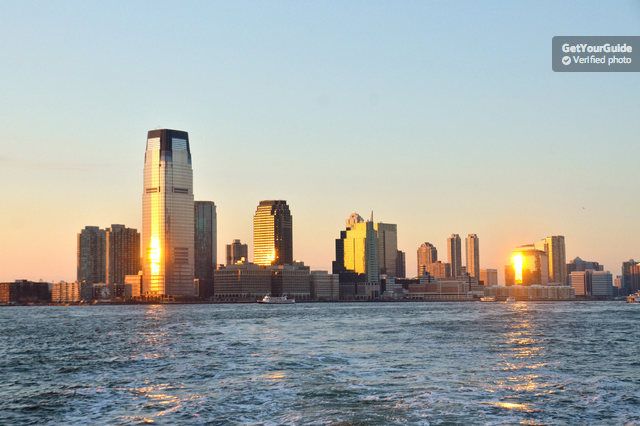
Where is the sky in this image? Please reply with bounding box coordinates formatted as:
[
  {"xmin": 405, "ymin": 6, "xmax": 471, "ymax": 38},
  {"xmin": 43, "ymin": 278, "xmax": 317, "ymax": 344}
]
[{"xmin": 0, "ymin": 0, "xmax": 639, "ymax": 282}]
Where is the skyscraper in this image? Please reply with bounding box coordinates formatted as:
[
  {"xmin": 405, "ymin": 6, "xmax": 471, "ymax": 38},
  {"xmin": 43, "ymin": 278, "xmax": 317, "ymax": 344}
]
[
  {"xmin": 506, "ymin": 244, "xmax": 549, "ymax": 286},
  {"xmin": 226, "ymin": 239, "xmax": 248, "ymax": 265},
  {"xmin": 105, "ymin": 224, "xmax": 140, "ymax": 285},
  {"xmin": 253, "ymin": 200, "xmax": 293, "ymax": 266},
  {"xmin": 465, "ymin": 234, "xmax": 480, "ymax": 279},
  {"xmin": 142, "ymin": 129, "xmax": 195, "ymax": 298},
  {"xmin": 77, "ymin": 226, "xmax": 106, "ymax": 284},
  {"xmin": 534, "ymin": 236, "xmax": 567, "ymax": 284},
  {"xmin": 417, "ymin": 242, "xmax": 438, "ymax": 277},
  {"xmin": 447, "ymin": 234, "xmax": 462, "ymax": 278},
  {"xmin": 395, "ymin": 250, "xmax": 406, "ymax": 278},
  {"xmin": 376, "ymin": 222, "xmax": 398, "ymax": 277},
  {"xmin": 334, "ymin": 213, "xmax": 380, "ymax": 283},
  {"xmin": 194, "ymin": 201, "xmax": 217, "ymax": 297}
]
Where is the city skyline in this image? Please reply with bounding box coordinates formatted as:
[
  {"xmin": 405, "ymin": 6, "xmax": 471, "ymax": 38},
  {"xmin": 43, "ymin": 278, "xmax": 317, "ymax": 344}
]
[{"xmin": 1, "ymin": 2, "xmax": 639, "ymax": 282}]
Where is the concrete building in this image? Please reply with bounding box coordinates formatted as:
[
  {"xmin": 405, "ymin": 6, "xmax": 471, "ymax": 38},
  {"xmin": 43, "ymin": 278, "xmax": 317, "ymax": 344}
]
[
  {"xmin": 484, "ymin": 285, "xmax": 574, "ymax": 301},
  {"xmin": 271, "ymin": 263, "xmax": 311, "ymax": 301},
  {"xmin": 395, "ymin": 250, "xmax": 406, "ymax": 278},
  {"xmin": 253, "ymin": 200, "xmax": 293, "ymax": 266},
  {"xmin": 621, "ymin": 259, "xmax": 640, "ymax": 295},
  {"xmin": 213, "ymin": 263, "xmax": 272, "ymax": 301},
  {"xmin": 570, "ymin": 270, "xmax": 612, "ymax": 297},
  {"xmin": 417, "ymin": 242, "xmax": 437, "ymax": 277},
  {"xmin": 465, "ymin": 234, "xmax": 480, "ymax": 279},
  {"xmin": 105, "ymin": 224, "xmax": 140, "ymax": 285},
  {"xmin": 310, "ymin": 271, "xmax": 340, "ymax": 301},
  {"xmin": 376, "ymin": 222, "xmax": 398, "ymax": 277},
  {"xmin": 77, "ymin": 226, "xmax": 106, "ymax": 284},
  {"xmin": 226, "ymin": 239, "xmax": 248, "ymax": 265},
  {"xmin": 534, "ymin": 236, "xmax": 567, "ymax": 285},
  {"xmin": 447, "ymin": 234, "xmax": 462, "ymax": 278},
  {"xmin": 142, "ymin": 129, "xmax": 195, "ymax": 298},
  {"xmin": 124, "ymin": 273, "xmax": 143, "ymax": 299},
  {"xmin": 426, "ymin": 261, "xmax": 451, "ymax": 279},
  {"xmin": 194, "ymin": 201, "xmax": 217, "ymax": 298},
  {"xmin": 479, "ymin": 268, "xmax": 498, "ymax": 286},
  {"xmin": 0, "ymin": 280, "xmax": 51, "ymax": 304},
  {"xmin": 51, "ymin": 281, "xmax": 81, "ymax": 303}
]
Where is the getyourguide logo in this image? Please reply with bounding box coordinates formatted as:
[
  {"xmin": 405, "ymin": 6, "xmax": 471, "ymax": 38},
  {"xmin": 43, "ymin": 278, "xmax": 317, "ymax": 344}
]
[{"xmin": 562, "ymin": 43, "xmax": 633, "ymax": 53}]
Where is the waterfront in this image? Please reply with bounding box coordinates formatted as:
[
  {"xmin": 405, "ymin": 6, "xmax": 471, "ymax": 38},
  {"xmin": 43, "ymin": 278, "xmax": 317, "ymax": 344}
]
[{"xmin": 1, "ymin": 302, "xmax": 638, "ymax": 424}]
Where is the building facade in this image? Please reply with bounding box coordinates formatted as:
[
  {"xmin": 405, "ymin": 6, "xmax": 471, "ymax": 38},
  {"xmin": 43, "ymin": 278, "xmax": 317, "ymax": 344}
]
[
  {"xmin": 447, "ymin": 234, "xmax": 462, "ymax": 278},
  {"xmin": 253, "ymin": 200, "xmax": 293, "ymax": 266},
  {"xmin": 417, "ymin": 242, "xmax": 437, "ymax": 277},
  {"xmin": 506, "ymin": 244, "xmax": 549, "ymax": 286},
  {"xmin": 465, "ymin": 234, "xmax": 480, "ymax": 279},
  {"xmin": 376, "ymin": 223, "xmax": 398, "ymax": 277},
  {"xmin": 194, "ymin": 201, "xmax": 217, "ymax": 298},
  {"xmin": 479, "ymin": 268, "xmax": 498, "ymax": 286},
  {"xmin": 226, "ymin": 239, "xmax": 248, "ymax": 265},
  {"xmin": 534, "ymin": 236, "xmax": 567, "ymax": 284},
  {"xmin": 105, "ymin": 224, "xmax": 140, "ymax": 285},
  {"xmin": 334, "ymin": 213, "xmax": 380, "ymax": 284},
  {"xmin": 77, "ymin": 226, "xmax": 106, "ymax": 284},
  {"xmin": 142, "ymin": 129, "xmax": 195, "ymax": 298},
  {"xmin": 395, "ymin": 250, "xmax": 406, "ymax": 278}
]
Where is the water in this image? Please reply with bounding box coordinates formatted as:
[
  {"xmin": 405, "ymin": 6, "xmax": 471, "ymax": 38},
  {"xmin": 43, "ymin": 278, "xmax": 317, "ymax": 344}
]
[{"xmin": 0, "ymin": 302, "xmax": 638, "ymax": 425}]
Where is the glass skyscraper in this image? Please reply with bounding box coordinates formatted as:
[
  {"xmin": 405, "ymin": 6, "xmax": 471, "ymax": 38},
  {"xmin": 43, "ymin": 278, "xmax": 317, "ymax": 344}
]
[
  {"xmin": 447, "ymin": 234, "xmax": 462, "ymax": 278},
  {"xmin": 194, "ymin": 201, "xmax": 217, "ymax": 295},
  {"xmin": 253, "ymin": 200, "xmax": 293, "ymax": 266},
  {"xmin": 142, "ymin": 129, "xmax": 195, "ymax": 298},
  {"xmin": 465, "ymin": 234, "xmax": 480, "ymax": 279}
]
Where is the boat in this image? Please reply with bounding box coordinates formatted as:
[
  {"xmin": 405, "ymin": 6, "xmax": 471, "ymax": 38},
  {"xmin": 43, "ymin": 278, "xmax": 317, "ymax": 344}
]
[
  {"xmin": 505, "ymin": 296, "xmax": 516, "ymax": 303},
  {"xmin": 258, "ymin": 295, "xmax": 295, "ymax": 304},
  {"xmin": 480, "ymin": 296, "xmax": 496, "ymax": 302},
  {"xmin": 626, "ymin": 291, "xmax": 640, "ymax": 303}
]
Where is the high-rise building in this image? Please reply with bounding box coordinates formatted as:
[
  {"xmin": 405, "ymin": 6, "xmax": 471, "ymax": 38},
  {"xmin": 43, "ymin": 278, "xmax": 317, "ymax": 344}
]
[
  {"xmin": 479, "ymin": 268, "xmax": 498, "ymax": 286},
  {"xmin": 77, "ymin": 226, "xmax": 106, "ymax": 284},
  {"xmin": 105, "ymin": 224, "xmax": 140, "ymax": 285},
  {"xmin": 253, "ymin": 200, "xmax": 293, "ymax": 266},
  {"xmin": 417, "ymin": 242, "xmax": 437, "ymax": 277},
  {"xmin": 621, "ymin": 259, "xmax": 640, "ymax": 295},
  {"xmin": 426, "ymin": 261, "xmax": 451, "ymax": 279},
  {"xmin": 376, "ymin": 223, "xmax": 398, "ymax": 277},
  {"xmin": 465, "ymin": 234, "xmax": 480, "ymax": 279},
  {"xmin": 534, "ymin": 236, "xmax": 567, "ymax": 284},
  {"xmin": 447, "ymin": 234, "xmax": 462, "ymax": 278},
  {"xmin": 142, "ymin": 129, "xmax": 195, "ymax": 298},
  {"xmin": 396, "ymin": 250, "xmax": 406, "ymax": 278},
  {"xmin": 506, "ymin": 244, "xmax": 549, "ymax": 286},
  {"xmin": 194, "ymin": 201, "xmax": 217, "ymax": 298},
  {"xmin": 334, "ymin": 213, "xmax": 379, "ymax": 284},
  {"xmin": 571, "ymin": 270, "xmax": 613, "ymax": 297},
  {"xmin": 226, "ymin": 239, "xmax": 248, "ymax": 265}
]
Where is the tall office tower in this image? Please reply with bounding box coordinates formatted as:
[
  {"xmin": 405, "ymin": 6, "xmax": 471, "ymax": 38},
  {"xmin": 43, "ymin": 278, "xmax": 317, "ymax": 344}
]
[
  {"xmin": 465, "ymin": 234, "xmax": 480, "ymax": 279},
  {"xmin": 447, "ymin": 234, "xmax": 462, "ymax": 278},
  {"xmin": 226, "ymin": 239, "xmax": 249, "ymax": 265},
  {"xmin": 335, "ymin": 213, "xmax": 380, "ymax": 283},
  {"xmin": 77, "ymin": 226, "xmax": 106, "ymax": 284},
  {"xmin": 194, "ymin": 201, "xmax": 217, "ymax": 297},
  {"xmin": 395, "ymin": 250, "xmax": 406, "ymax": 278},
  {"xmin": 534, "ymin": 236, "xmax": 567, "ymax": 284},
  {"xmin": 253, "ymin": 200, "xmax": 293, "ymax": 266},
  {"xmin": 142, "ymin": 129, "xmax": 195, "ymax": 298},
  {"xmin": 105, "ymin": 224, "xmax": 140, "ymax": 284},
  {"xmin": 417, "ymin": 242, "xmax": 438, "ymax": 277},
  {"xmin": 376, "ymin": 222, "xmax": 398, "ymax": 277}
]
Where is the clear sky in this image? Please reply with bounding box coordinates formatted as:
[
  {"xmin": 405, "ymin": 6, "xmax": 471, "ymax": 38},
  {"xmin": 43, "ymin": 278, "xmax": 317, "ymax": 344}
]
[{"xmin": 0, "ymin": 1, "xmax": 639, "ymax": 282}]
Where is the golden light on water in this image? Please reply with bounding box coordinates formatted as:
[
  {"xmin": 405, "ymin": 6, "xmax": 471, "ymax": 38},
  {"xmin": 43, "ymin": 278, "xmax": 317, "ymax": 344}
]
[{"xmin": 511, "ymin": 252, "xmax": 524, "ymax": 284}]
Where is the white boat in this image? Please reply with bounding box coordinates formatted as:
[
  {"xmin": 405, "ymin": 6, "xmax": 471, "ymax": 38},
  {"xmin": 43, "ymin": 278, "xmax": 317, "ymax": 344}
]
[
  {"xmin": 505, "ymin": 296, "xmax": 516, "ymax": 303},
  {"xmin": 626, "ymin": 291, "xmax": 640, "ymax": 303},
  {"xmin": 258, "ymin": 295, "xmax": 295, "ymax": 304},
  {"xmin": 480, "ymin": 296, "xmax": 496, "ymax": 302}
]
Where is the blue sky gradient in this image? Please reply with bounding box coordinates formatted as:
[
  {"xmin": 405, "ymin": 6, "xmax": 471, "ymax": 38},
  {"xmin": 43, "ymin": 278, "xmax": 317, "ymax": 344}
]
[{"xmin": 1, "ymin": 1, "xmax": 638, "ymax": 281}]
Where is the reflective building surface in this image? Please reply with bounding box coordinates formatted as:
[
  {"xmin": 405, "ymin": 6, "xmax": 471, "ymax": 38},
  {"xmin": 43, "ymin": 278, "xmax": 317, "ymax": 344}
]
[
  {"xmin": 253, "ymin": 200, "xmax": 293, "ymax": 266},
  {"xmin": 142, "ymin": 129, "xmax": 195, "ymax": 298}
]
